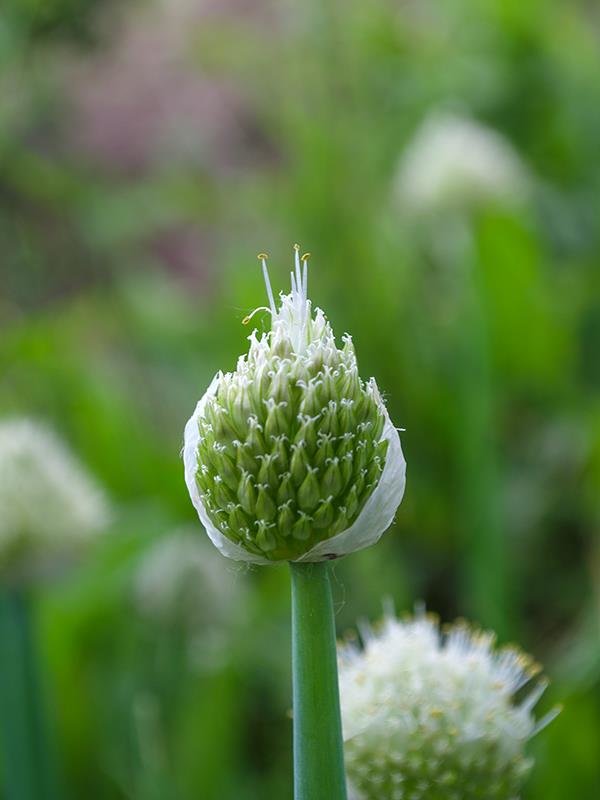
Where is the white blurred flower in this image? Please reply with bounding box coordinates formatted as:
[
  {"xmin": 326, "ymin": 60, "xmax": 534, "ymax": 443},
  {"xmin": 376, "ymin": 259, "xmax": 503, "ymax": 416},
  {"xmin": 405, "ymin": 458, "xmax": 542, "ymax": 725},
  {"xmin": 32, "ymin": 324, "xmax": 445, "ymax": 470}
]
[
  {"xmin": 134, "ymin": 528, "xmax": 244, "ymax": 667},
  {"xmin": 339, "ymin": 612, "xmax": 558, "ymax": 800},
  {"xmin": 0, "ymin": 419, "xmax": 109, "ymax": 580},
  {"xmin": 394, "ymin": 112, "xmax": 527, "ymax": 215}
]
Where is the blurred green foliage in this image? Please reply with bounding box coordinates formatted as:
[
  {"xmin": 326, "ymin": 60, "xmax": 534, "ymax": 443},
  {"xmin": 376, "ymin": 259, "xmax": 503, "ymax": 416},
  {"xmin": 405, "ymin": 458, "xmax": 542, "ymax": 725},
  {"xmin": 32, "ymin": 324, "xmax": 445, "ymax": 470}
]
[
  {"xmin": 1, "ymin": 0, "xmax": 599, "ymax": 797},
  {"xmin": 2, "ymin": 0, "xmax": 102, "ymax": 40}
]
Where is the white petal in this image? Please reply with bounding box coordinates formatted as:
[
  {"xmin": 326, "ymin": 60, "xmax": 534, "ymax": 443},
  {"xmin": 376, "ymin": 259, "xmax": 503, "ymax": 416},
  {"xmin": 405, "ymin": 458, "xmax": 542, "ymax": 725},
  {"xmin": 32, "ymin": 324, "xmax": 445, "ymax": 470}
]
[{"xmin": 347, "ymin": 782, "xmax": 365, "ymax": 800}]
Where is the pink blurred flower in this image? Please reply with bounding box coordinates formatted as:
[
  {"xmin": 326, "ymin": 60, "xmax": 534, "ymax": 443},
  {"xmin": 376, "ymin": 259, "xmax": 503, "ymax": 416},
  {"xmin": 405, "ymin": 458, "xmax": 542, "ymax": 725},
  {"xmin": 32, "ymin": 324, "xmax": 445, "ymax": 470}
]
[{"xmin": 62, "ymin": 0, "xmax": 273, "ymax": 176}]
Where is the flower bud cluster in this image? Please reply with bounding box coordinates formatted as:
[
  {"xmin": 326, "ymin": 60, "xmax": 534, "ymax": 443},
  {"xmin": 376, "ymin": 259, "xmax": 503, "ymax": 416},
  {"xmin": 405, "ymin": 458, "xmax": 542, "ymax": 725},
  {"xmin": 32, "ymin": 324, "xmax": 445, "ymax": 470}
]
[
  {"xmin": 339, "ymin": 612, "xmax": 558, "ymax": 800},
  {"xmin": 184, "ymin": 249, "xmax": 406, "ymax": 563}
]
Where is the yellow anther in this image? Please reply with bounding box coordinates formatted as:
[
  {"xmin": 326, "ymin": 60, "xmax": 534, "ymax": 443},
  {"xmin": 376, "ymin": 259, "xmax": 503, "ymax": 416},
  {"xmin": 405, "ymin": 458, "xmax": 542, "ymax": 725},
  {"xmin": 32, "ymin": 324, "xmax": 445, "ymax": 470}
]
[
  {"xmin": 293, "ymin": 243, "xmax": 300, "ymax": 251},
  {"xmin": 242, "ymin": 306, "xmax": 271, "ymax": 325},
  {"xmin": 301, "ymin": 252, "xmax": 311, "ymax": 261},
  {"xmin": 257, "ymin": 252, "xmax": 269, "ymax": 260}
]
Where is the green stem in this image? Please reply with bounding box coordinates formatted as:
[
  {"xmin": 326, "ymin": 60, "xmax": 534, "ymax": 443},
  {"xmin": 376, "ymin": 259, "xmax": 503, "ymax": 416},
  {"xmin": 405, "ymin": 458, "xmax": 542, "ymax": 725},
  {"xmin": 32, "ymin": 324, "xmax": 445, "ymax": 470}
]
[
  {"xmin": 290, "ymin": 561, "xmax": 347, "ymax": 800},
  {"xmin": 0, "ymin": 588, "xmax": 60, "ymax": 800},
  {"xmin": 442, "ymin": 216, "xmax": 512, "ymax": 641}
]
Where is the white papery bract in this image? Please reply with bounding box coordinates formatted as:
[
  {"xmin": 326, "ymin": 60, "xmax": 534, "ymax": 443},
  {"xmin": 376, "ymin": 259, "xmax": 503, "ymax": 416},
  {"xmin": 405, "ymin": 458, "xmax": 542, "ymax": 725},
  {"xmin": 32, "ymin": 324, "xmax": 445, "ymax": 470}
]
[
  {"xmin": 394, "ymin": 112, "xmax": 527, "ymax": 215},
  {"xmin": 0, "ymin": 419, "xmax": 108, "ymax": 580},
  {"xmin": 183, "ymin": 248, "xmax": 406, "ymax": 564},
  {"xmin": 339, "ymin": 613, "xmax": 558, "ymax": 800}
]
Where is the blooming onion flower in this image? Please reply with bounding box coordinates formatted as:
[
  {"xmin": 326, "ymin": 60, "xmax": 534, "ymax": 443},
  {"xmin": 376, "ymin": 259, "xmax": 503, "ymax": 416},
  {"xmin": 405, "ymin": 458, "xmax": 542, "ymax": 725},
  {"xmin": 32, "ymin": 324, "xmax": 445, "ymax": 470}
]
[
  {"xmin": 339, "ymin": 611, "xmax": 559, "ymax": 800},
  {"xmin": 183, "ymin": 247, "xmax": 406, "ymax": 563}
]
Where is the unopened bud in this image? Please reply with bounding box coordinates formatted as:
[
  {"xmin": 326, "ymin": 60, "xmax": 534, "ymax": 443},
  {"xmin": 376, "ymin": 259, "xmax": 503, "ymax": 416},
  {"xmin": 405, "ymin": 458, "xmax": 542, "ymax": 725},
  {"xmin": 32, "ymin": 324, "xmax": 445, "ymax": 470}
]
[{"xmin": 183, "ymin": 248, "xmax": 406, "ymax": 563}]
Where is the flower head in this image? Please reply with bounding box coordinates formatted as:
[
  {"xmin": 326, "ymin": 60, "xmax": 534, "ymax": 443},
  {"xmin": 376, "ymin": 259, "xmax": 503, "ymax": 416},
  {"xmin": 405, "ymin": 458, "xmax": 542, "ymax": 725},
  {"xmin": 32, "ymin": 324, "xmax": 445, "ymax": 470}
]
[
  {"xmin": 394, "ymin": 112, "xmax": 527, "ymax": 215},
  {"xmin": 134, "ymin": 527, "xmax": 245, "ymax": 668},
  {"xmin": 0, "ymin": 418, "xmax": 109, "ymax": 581},
  {"xmin": 134, "ymin": 527, "xmax": 242, "ymax": 629},
  {"xmin": 339, "ymin": 612, "xmax": 559, "ymax": 800},
  {"xmin": 183, "ymin": 247, "xmax": 406, "ymax": 563}
]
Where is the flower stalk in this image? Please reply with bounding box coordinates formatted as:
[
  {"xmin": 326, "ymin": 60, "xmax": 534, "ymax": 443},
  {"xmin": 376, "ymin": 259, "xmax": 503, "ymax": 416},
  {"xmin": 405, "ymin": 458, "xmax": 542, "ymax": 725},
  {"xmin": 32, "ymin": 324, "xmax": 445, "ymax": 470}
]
[{"xmin": 291, "ymin": 561, "xmax": 347, "ymax": 800}]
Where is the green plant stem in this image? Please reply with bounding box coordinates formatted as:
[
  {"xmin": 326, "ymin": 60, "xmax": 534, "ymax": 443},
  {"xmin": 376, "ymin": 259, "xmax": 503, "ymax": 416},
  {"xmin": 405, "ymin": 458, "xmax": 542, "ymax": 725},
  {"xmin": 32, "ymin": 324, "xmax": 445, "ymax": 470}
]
[
  {"xmin": 443, "ymin": 217, "xmax": 512, "ymax": 641},
  {"xmin": 0, "ymin": 588, "xmax": 60, "ymax": 800},
  {"xmin": 290, "ymin": 561, "xmax": 347, "ymax": 800}
]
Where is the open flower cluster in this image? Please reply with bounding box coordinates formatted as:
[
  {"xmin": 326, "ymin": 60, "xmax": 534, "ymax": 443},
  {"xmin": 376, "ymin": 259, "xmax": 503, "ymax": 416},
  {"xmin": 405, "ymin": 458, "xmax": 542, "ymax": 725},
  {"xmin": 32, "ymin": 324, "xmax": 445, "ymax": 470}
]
[
  {"xmin": 184, "ymin": 249, "xmax": 405, "ymax": 563},
  {"xmin": 0, "ymin": 419, "xmax": 108, "ymax": 580},
  {"xmin": 339, "ymin": 613, "xmax": 557, "ymax": 800}
]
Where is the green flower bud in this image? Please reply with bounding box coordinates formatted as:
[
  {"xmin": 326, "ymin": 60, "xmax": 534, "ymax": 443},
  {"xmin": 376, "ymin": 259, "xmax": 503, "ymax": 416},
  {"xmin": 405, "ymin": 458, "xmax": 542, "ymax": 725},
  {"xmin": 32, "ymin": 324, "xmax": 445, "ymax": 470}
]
[
  {"xmin": 237, "ymin": 471, "xmax": 256, "ymax": 515},
  {"xmin": 276, "ymin": 471, "xmax": 296, "ymax": 506},
  {"xmin": 255, "ymin": 484, "xmax": 277, "ymax": 522},
  {"xmin": 313, "ymin": 497, "xmax": 335, "ymax": 529},
  {"xmin": 297, "ymin": 466, "xmax": 321, "ymax": 513},
  {"xmin": 292, "ymin": 511, "xmax": 312, "ymax": 541},
  {"xmin": 277, "ymin": 501, "xmax": 295, "ymax": 537},
  {"xmin": 255, "ymin": 520, "xmax": 276, "ymax": 552},
  {"xmin": 183, "ymin": 248, "xmax": 406, "ymax": 563},
  {"xmin": 235, "ymin": 440, "xmax": 258, "ymax": 475}
]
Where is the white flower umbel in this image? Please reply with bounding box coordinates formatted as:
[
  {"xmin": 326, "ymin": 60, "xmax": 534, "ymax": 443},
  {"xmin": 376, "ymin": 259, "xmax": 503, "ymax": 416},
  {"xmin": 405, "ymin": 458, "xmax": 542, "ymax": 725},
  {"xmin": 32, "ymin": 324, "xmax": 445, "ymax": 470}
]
[
  {"xmin": 134, "ymin": 527, "xmax": 242, "ymax": 628},
  {"xmin": 339, "ymin": 612, "xmax": 559, "ymax": 800},
  {"xmin": 183, "ymin": 247, "xmax": 406, "ymax": 563},
  {"xmin": 134, "ymin": 528, "xmax": 244, "ymax": 669},
  {"xmin": 394, "ymin": 112, "xmax": 527, "ymax": 215},
  {"xmin": 0, "ymin": 419, "xmax": 109, "ymax": 581}
]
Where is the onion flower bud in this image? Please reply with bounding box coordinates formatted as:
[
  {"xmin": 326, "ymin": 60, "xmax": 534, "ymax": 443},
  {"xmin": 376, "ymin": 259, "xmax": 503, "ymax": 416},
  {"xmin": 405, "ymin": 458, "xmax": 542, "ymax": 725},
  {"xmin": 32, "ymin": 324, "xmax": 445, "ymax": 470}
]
[{"xmin": 183, "ymin": 247, "xmax": 406, "ymax": 563}]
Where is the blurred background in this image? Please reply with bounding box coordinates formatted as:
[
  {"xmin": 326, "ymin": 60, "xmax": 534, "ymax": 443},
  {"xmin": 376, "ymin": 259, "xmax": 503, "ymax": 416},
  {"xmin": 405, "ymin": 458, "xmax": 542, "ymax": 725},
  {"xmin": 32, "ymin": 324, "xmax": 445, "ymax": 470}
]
[{"xmin": 1, "ymin": 0, "xmax": 599, "ymax": 797}]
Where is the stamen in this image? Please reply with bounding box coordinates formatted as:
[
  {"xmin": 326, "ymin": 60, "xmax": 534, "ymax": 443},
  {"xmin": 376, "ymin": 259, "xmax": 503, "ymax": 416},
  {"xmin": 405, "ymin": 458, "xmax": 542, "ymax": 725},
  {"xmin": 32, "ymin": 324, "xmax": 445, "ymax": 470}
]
[
  {"xmin": 531, "ymin": 705, "xmax": 562, "ymax": 737},
  {"xmin": 257, "ymin": 253, "xmax": 277, "ymax": 316},
  {"xmin": 301, "ymin": 252, "xmax": 310, "ymax": 302},
  {"xmin": 291, "ymin": 244, "xmax": 308, "ymax": 348},
  {"xmin": 242, "ymin": 306, "xmax": 271, "ymax": 325},
  {"xmin": 294, "ymin": 243, "xmax": 303, "ymax": 294}
]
